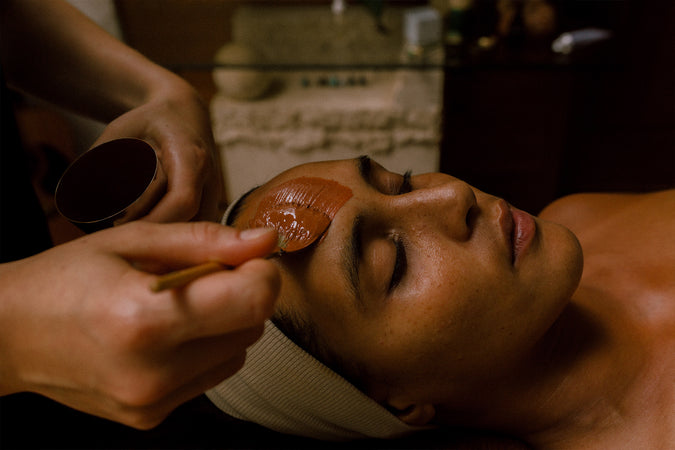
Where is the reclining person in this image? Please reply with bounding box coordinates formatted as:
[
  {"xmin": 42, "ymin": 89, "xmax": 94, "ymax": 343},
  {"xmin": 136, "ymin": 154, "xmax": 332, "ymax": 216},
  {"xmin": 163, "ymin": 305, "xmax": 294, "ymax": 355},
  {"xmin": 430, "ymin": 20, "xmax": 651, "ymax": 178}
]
[{"xmin": 207, "ymin": 156, "xmax": 674, "ymax": 449}]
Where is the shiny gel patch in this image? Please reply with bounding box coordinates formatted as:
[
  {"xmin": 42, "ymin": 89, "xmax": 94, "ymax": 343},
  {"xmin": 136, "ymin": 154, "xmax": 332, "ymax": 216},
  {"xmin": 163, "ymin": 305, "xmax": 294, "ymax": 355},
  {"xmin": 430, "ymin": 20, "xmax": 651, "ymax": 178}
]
[{"xmin": 250, "ymin": 177, "xmax": 353, "ymax": 253}]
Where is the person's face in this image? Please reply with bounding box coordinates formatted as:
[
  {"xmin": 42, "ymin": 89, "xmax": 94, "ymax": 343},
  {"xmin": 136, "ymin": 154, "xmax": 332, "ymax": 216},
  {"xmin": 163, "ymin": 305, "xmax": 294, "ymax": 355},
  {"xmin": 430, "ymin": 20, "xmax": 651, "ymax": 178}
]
[{"xmin": 232, "ymin": 157, "xmax": 583, "ymax": 410}]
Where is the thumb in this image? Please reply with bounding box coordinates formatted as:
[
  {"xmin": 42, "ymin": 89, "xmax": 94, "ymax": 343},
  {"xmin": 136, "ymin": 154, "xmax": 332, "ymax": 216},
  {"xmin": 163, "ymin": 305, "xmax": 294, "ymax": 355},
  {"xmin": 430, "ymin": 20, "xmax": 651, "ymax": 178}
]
[{"xmin": 95, "ymin": 221, "xmax": 279, "ymax": 270}]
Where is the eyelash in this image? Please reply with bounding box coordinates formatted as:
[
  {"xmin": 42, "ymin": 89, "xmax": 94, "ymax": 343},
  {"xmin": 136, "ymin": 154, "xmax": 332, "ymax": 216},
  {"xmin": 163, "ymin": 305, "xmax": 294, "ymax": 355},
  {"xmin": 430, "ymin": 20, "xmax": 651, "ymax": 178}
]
[
  {"xmin": 398, "ymin": 170, "xmax": 413, "ymax": 195},
  {"xmin": 388, "ymin": 235, "xmax": 407, "ymax": 292},
  {"xmin": 387, "ymin": 170, "xmax": 412, "ymax": 291}
]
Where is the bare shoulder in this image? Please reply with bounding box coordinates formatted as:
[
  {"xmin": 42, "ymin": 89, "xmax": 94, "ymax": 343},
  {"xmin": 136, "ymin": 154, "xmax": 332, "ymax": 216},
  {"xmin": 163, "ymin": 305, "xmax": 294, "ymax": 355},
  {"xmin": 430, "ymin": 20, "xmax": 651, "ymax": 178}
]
[
  {"xmin": 538, "ymin": 192, "xmax": 642, "ymax": 232},
  {"xmin": 538, "ymin": 190, "xmax": 674, "ymax": 233}
]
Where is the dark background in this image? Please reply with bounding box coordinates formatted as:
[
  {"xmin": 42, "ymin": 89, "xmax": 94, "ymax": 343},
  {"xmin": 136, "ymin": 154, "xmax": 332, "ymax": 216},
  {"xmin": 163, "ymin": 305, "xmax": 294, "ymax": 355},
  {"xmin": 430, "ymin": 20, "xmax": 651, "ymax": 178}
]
[{"xmin": 438, "ymin": 0, "xmax": 674, "ymax": 213}]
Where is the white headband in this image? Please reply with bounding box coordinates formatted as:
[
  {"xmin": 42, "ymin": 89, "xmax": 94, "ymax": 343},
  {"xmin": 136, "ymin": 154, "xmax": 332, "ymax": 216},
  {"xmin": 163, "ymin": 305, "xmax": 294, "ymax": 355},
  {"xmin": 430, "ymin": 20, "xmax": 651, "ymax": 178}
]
[
  {"xmin": 206, "ymin": 321, "xmax": 420, "ymax": 441},
  {"xmin": 205, "ymin": 195, "xmax": 422, "ymax": 441}
]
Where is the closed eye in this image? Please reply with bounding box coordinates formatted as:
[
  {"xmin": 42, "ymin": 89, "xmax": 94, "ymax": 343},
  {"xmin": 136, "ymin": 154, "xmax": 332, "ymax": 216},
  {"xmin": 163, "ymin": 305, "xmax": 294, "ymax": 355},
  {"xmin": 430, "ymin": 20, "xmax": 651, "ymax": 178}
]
[{"xmin": 388, "ymin": 235, "xmax": 407, "ymax": 292}]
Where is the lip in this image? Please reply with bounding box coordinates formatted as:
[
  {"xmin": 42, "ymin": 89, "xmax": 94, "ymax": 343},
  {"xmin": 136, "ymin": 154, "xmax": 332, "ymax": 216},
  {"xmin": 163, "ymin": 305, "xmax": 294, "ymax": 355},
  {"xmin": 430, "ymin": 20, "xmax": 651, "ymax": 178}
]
[
  {"xmin": 497, "ymin": 199, "xmax": 514, "ymax": 257},
  {"xmin": 497, "ymin": 200, "xmax": 536, "ymax": 266},
  {"xmin": 510, "ymin": 206, "xmax": 536, "ymax": 266}
]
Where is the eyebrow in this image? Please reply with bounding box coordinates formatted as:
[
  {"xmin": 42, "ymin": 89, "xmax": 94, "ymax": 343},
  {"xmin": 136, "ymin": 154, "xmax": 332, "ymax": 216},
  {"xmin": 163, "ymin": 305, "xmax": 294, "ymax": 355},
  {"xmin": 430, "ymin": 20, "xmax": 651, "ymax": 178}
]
[
  {"xmin": 339, "ymin": 156, "xmax": 372, "ymax": 311},
  {"xmin": 342, "ymin": 214, "xmax": 364, "ymax": 310},
  {"xmin": 356, "ymin": 154, "xmax": 372, "ymax": 183}
]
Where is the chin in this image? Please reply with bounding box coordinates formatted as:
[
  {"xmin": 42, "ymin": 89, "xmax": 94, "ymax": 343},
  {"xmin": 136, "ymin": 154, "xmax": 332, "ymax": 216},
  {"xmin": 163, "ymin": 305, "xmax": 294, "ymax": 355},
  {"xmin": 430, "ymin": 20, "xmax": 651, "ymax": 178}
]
[
  {"xmin": 544, "ymin": 221, "xmax": 584, "ymax": 311},
  {"xmin": 559, "ymin": 223, "xmax": 584, "ymax": 286}
]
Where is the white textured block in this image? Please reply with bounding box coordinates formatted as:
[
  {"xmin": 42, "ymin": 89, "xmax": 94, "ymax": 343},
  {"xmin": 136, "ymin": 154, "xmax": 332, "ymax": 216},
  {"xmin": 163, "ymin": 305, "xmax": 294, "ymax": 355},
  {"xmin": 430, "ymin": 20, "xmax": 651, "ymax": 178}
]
[{"xmin": 404, "ymin": 7, "xmax": 442, "ymax": 47}]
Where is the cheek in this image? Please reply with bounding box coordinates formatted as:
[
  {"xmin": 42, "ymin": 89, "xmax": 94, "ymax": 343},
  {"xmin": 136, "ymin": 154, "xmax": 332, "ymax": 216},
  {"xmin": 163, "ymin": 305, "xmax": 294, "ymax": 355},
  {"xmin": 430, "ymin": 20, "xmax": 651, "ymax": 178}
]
[
  {"xmin": 362, "ymin": 225, "xmax": 583, "ymax": 385},
  {"xmin": 388, "ymin": 250, "xmax": 527, "ymax": 370},
  {"xmin": 407, "ymin": 237, "xmax": 502, "ymax": 321},
  {"xmin": 371, "ymin": 259, "xmax": 480, "ymax": 365},
  {"xmin": 521, "ymin": 221, "xmax": 583, "ymax": 325}
]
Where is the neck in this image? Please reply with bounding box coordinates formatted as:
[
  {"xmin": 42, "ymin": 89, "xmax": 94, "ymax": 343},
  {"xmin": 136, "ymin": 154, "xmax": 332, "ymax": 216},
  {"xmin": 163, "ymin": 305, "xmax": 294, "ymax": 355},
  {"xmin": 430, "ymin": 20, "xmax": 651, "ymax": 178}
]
[
  {"xmin": 439, "ymin": 287, "xmax": 649, "ymax": 448},
  {"xmin": 531, "ymin": 287, "xmax": 652, "ymax": 447}
]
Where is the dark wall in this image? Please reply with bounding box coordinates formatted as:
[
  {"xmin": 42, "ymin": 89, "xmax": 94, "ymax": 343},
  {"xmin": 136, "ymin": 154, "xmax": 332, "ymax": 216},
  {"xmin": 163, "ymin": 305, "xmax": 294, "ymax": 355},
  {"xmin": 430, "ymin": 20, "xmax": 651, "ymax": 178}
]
[{"xmin": 440, "ymin": 0, "xmax": 674, "ymax": 213}]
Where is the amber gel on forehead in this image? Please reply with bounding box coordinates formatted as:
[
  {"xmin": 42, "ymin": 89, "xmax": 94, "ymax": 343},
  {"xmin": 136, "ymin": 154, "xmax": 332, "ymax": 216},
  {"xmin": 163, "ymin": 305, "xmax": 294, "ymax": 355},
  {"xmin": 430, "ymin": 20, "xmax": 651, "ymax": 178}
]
[{"xmin": 249, "ymin": 177, "xmax": 353, "ymax": 253}]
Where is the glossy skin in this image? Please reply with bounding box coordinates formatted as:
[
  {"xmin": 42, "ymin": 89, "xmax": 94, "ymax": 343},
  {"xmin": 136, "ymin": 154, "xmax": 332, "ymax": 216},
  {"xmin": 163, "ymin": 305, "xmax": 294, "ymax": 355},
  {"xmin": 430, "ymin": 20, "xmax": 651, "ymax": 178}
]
[
  {"xmin": 232, "ymin": 157, "xmax": 584, "ymax": 421},
  {"xmin": 536, "ymin": 190, "xmax": 675, "ymax": 449}
]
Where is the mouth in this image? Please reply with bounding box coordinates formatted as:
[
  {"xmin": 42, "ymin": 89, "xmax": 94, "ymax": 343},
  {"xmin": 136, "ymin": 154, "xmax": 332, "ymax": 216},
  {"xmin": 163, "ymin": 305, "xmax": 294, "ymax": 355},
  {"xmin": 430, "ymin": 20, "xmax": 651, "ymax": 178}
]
[{"xmin": 498, "ymin": 200, "xmax": 536, "ymax": 266}]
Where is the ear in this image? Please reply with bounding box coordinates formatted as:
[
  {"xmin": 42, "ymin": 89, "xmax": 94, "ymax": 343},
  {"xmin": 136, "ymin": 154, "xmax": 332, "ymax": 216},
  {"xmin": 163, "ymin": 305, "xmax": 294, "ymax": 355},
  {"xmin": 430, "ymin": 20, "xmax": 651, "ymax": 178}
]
[{"xmin": 386, "ymin": 399, "xmax": 436, "ymax": 426}]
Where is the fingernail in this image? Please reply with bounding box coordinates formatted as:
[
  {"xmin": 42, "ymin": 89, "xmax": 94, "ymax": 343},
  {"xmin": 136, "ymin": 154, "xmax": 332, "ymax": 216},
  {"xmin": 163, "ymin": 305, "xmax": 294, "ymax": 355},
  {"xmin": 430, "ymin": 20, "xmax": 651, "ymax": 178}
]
[{"xmin": 239, "ymin": 227, "xmax": 275, "ymax": 240}]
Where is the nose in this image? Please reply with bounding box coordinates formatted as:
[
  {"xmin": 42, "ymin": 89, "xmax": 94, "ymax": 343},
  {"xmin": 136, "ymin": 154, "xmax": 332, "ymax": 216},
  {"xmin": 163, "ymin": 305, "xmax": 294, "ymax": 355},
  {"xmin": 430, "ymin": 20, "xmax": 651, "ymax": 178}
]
[{"xmin": 392, "ymin": 174, "xmax": 477, "ymax": 241}]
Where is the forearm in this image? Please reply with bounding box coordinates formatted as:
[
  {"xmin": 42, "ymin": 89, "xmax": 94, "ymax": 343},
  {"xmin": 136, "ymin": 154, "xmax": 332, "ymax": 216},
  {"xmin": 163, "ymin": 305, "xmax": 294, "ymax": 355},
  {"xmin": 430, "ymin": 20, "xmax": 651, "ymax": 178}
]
[
  {"xmin": 0, "ymin": 0, "xmax": 189, "ymax": 122},
  {"xmin": 0, "ymin": 258, "xmax": 37, "ymax": 396}
]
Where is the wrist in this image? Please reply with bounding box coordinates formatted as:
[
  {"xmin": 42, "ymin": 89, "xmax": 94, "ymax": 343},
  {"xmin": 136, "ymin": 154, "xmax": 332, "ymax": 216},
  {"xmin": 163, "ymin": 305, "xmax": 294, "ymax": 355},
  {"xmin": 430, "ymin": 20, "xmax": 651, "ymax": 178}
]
[
  {"xmin": 146, "ymin": 75, "xmax": 213, "ymax": 135},
  {"xmin": 0, "ymin": 261, "xmax": 31, "ymax": 396},
  {"xmin": 145, "ymin": 70, "xmax": 202, "ymax": 107},
  {"xmin": 107, "ymin": 59, "xmax": 200, "ymax": 120}
]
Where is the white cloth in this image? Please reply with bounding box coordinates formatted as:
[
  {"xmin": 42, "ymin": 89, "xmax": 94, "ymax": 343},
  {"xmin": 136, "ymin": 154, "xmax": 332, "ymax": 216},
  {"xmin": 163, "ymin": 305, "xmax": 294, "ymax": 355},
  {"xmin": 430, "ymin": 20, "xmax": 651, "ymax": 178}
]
[{"xmin": 206, "ymin": 321, "xmax": 420, "ymax": 441}]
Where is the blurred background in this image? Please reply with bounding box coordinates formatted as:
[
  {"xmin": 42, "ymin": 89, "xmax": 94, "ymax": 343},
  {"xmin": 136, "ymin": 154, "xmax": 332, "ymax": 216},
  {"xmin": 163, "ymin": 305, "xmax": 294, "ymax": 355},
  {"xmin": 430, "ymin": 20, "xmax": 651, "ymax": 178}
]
[{"xmin": 13, "ymin": 0, "xmax": 674, "ymax": 245}]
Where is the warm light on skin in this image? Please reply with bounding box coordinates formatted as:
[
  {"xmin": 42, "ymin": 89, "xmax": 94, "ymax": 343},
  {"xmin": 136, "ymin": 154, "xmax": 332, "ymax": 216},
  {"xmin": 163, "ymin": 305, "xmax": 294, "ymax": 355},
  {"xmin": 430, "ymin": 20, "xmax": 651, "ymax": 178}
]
[{"xmin": 233, "ymin": 157, "xmax": 584, "ymax": 421}]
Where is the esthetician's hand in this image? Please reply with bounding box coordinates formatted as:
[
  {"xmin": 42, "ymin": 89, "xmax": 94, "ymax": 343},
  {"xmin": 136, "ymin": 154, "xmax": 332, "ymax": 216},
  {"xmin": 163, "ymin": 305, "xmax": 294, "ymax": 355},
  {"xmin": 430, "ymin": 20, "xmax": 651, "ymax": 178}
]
[
  {"xmin": 3, "ymin": 0, "xmax": 224, "ymax": 224},
  {"xmin": 93, "ymin": 81, "xmax": 224, "ymax": 224},
  {"xmin": 0, "ymin": 222, "xmax": 279, "ymax": 429}
]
